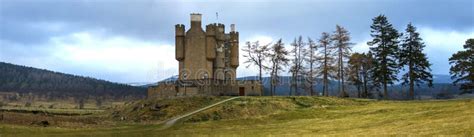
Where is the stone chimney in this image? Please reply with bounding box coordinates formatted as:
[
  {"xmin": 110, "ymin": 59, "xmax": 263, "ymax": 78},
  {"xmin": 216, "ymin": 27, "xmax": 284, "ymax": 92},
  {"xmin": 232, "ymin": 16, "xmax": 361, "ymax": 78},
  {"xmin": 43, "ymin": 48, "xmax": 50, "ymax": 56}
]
[
  {"xmin": 190, "ymin": 13, "xmax": 202, "ymax": 29},
  {"xmin": 231, "ymin": 24, "xmax": 236, "ymax": 32}
]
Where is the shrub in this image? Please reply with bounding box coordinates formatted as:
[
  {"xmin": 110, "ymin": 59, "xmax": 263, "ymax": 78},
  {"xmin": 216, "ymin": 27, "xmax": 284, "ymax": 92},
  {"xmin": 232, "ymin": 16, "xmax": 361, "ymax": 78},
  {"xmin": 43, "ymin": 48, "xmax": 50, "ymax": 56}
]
[
  {"xmin": 24, "ymin": 102, "xmax": 32, "ymax": 107},
  {"xmin": 435, "ymin": 92, "xmax": 454, "ymax": 99}
]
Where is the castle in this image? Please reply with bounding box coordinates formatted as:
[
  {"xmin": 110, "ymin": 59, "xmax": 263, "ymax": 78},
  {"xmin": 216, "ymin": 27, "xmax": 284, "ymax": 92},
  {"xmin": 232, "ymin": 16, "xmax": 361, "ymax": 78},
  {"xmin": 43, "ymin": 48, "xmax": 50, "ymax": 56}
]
[{"xmin": 148, "ymin": 13, "xmax": 262, "ymax": 98}]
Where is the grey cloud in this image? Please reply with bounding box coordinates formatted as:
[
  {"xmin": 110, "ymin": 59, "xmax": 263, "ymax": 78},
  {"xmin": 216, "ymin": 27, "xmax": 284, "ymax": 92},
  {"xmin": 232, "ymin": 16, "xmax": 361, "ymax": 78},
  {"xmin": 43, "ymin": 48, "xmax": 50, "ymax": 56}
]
[
  {"xmin": 1, "ymin": 0, "xmax": 472, "ymax": 45},
  {"xmin": 1, "ymin": 0, "xmax": 180, "ymax": 44},
  {"xmin": 0, "ymin": 0, "xmax": 472, "ymax": 82}
]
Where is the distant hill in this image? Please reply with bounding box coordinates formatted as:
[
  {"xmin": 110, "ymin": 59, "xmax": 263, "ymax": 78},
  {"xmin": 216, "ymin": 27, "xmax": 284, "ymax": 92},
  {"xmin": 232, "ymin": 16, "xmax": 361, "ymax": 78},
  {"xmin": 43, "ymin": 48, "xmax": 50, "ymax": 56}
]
[
  {"xmin": 432, "ymin": 74, "xmax": 453, "ymax": 84},
  {"xmin": 0, "ymin": 62, "xmax": 146, "ymax": 100},
  {"xmin": 258, "ymin": 75, "xmax": 461, "ymax": 98}
]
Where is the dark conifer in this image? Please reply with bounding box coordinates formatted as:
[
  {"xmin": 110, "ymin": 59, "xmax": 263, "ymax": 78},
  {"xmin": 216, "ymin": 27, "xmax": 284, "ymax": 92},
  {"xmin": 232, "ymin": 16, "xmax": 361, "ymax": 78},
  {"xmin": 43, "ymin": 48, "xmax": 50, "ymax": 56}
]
[
  {"xmin": 367, "ymin": 15, "xmax": 401, "ymax": 99},
  {"xmin": 449, "ymin": 38, "xmax": 474, "ymax": 94},
  {"xmin": 399, "ymin": 23, "xmax": 433, "ymax": 99}
]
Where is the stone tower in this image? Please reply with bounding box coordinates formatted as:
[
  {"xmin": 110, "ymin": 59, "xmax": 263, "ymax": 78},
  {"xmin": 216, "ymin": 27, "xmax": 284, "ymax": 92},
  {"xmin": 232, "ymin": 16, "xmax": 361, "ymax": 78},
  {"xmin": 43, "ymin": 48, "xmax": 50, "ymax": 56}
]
[{"xmin": 175, "ymin": 13, "xmax": 239, "ymax": 81}]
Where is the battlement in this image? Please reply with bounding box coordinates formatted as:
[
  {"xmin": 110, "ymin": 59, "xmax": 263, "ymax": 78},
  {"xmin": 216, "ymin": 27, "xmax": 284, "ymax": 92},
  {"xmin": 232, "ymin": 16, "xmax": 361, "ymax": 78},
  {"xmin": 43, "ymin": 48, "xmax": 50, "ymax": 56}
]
[
  {"xmin": 175, "ymin": 24, "xmax": 185, "ymax": 36},
  {"xmin": 229, "ymin": 31, "xmax": 239, "ymax": 42},
  {"xmin": 206, "ymin": 24, "xmax": 216, "ymax": 36},
  {"xmin": 175, "ymin": 24, "xmax": 185, "ymax": 28},
  {"xmin": 217, "ymin": 23, "xmax": 225, "ymax": 33}
]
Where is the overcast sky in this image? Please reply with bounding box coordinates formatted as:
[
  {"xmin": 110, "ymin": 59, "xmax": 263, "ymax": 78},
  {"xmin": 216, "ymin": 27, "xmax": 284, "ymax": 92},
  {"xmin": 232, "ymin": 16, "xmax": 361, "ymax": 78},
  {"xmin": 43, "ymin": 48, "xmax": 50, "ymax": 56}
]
[{"xmin": 1, "ymin": 0, "xmax": 473, "ymax": 84}]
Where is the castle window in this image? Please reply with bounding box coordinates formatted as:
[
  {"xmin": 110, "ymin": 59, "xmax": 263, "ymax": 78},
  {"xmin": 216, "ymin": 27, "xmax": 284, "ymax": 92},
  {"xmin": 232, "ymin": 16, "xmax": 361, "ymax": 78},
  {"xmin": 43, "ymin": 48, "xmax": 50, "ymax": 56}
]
[
  {"xmin": 202, "ymin": 73, "xmax": 209, "ymax": 79},
  {"xmin": 182, "ymin": 72, "xmax": 188, "ymax": 79}
]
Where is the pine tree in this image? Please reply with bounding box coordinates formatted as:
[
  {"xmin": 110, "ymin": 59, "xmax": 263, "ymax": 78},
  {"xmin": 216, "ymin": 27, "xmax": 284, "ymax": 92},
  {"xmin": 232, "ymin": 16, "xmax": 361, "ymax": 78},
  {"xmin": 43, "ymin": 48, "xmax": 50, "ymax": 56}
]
[
  {"xmin": 268, "ymin": 39, "xmax": 290, "ymax": 96},
  {"xmin": 449, "ymin": 38, "xmax": 474, "ymax": 94},
  {"xmin": 399, "ymin": 23, "xmax": 433, "ymax": 99},
  {"xmin": 332, "ymin": 25, "xmax": 353, "ymax": 97},
  {"xmin": 348, "ymin": 53, "xmax": 364, "ymax": 98},
  {"xmin": 348, "ymin": 52, "xmax": 375, "ymax": 98},
  {"xmin": 289, "ymin": 36, "xmax": 306, "ymax": 96},
  {"xmin": 367, "ymin": 15, "xmax": 401, "ymax": 99},
  {"xmin": 317, "ymin": 32, "xmax": 336, "ymax": 96}
]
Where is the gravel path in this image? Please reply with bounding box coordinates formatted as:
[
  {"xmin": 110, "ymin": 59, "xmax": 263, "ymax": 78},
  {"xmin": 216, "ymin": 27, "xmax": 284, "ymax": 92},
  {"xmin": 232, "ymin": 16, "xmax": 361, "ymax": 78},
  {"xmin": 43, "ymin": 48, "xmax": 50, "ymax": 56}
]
[{"xmin": 159, "ymin": 96, "xmax": 240, "ymax": 129}]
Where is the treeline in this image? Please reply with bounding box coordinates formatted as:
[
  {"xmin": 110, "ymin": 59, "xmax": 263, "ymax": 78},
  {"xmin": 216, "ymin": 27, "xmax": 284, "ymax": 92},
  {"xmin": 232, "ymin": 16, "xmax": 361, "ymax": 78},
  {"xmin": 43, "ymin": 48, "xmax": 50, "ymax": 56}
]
[
  {"xmin": 243, "ymin": 14, "xmax": 474, "ymax": 99},
  {"xmin": 0, "ymin": 62, "xmax": 146, "ymax": 101}
]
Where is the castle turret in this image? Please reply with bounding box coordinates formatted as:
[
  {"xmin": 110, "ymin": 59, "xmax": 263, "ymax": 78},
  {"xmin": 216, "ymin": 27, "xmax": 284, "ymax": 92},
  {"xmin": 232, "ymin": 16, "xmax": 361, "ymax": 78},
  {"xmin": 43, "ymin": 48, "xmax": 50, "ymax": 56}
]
[
  {"xmin": 175, "ymin": 24, "xmax": 185, "ymax": 61},
  {"xmin": 206, "ymin": 24, "xmax": 216, "ymax": 60},
  {"xmin": 216, "ymin": 23, "xmax": 226, "ymax": 41},
  {"xmin": 230, "ymin": 24, "xmax": 239, "ymax": 68},
  {"xmin": 175, "ymin": 24, "xmax": 186, "ymax": 80}
]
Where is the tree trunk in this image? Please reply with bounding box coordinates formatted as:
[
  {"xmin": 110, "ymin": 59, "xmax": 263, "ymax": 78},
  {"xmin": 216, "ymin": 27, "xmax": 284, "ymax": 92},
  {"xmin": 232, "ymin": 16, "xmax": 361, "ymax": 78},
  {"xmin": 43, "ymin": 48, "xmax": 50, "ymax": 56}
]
[
  {"xmin": 295, "ymin": 71, "xmax": 298, "ymax": 96},
  {"xmin": 324, "ymin": 76, "xmax": 328, "ymax": 96},
  {"xmin": 383, "ymin": 80, "xmax": 388, "ymax": 100},
  {"xmin": 382, "ymin": 55, "xmax": 388, "ymax": 99},
  {"xmin": 357, "ymin": 85, "xmax": 361, "ymax": 98},
  {"xmin": 270, "ymin": 75, "xmax": 274, "ymax": 96},
  {"xmin": 338, "ymin": 50, "xmax": 345, "ymax": 97},
  {"xmin": 341, "ymin": 58, "xmax": 345, "ymax": 97},
  {"xmin": 310, "ymin": 64, "xmax": 313, "ymax": 96},
  {"xmin": 291, "ymin": 73, "xmax": 295, "ymax": 96},
  {"xmin": 324, "ymin": 56, "xmax": 328, "ymax": 96},
  {"xmin": 363, "ymin": 74, "xmax": 368, "ymax": 98},
  {"xmin": 409, "ymin": 62, "xmax": 414, "ymax": 100}
]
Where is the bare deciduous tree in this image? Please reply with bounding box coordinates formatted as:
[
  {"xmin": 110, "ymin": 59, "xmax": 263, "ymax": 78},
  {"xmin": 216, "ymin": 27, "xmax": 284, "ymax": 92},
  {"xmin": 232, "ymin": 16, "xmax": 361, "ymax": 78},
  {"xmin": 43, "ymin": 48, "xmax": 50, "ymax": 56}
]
[
  {"xmin": 304, "ymin": 38, "xmax": 318, "ymax": 96},
  {"xmin": 317, "ymin": 32, "xmax": 336, "ymax": 96},
  {"xmin": 268, "ymin": 39, "xmax": 289, "ymax": 96},
  {"xmin": 331, "ymin": 25, "xmax": 353, "ymax": 97},
  {"xmin": 243, "ymin": 41, "xmax": 270, "ymax": 82},
  {"xmin": 289, "ymin": 36, "xmax": 306, "ymax": 96}
]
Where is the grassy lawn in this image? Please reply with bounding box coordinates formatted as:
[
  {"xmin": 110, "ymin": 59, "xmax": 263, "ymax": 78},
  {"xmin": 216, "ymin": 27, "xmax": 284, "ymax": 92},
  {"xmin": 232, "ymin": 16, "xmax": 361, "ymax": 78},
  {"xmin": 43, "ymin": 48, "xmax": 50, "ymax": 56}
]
[
  {"xmin": 0, "ymin": 106, "xmax": 104, "ymax": 115},
  {"xmin": 0, "ymin": 97, "xmax": 473, "ymax": 136}
]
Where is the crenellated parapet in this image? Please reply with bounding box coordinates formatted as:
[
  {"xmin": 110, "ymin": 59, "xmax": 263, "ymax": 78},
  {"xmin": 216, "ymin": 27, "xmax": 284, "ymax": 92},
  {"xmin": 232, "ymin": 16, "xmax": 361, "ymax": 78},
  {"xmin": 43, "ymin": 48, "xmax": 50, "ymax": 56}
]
[
  {"xmin": 175, "ymin": 24, "xmax": 185, "ymax": 36},
  {"xmin": 205, "ymin": 24, "xmax": 216, "ymax": 36},
  {"xmin": 216, "ymin": 23, "xmax": 226, "ymax": 41}
]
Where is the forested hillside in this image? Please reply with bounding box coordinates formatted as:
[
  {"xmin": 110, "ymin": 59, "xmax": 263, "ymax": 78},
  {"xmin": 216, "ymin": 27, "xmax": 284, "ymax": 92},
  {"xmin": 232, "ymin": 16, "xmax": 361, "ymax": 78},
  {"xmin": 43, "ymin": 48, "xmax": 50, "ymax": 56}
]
[
  {"xmin": 237, "ymin": 76, "xmax": 462, "ymax": 99},
  {"xmin": 148, "ymin": 75, "xmax": 463, "ymax": 99},
  {"xmin": 0, "ymin": 62, "xmax": 146, "ymax": 100}
]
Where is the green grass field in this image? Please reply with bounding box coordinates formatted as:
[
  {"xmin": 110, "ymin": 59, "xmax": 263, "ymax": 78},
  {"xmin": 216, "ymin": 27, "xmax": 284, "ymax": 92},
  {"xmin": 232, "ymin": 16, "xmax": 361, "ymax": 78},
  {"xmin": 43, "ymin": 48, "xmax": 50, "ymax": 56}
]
[{"xmin": 1, "ymin": 97, "xmax": 473, "ymax": 136}]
